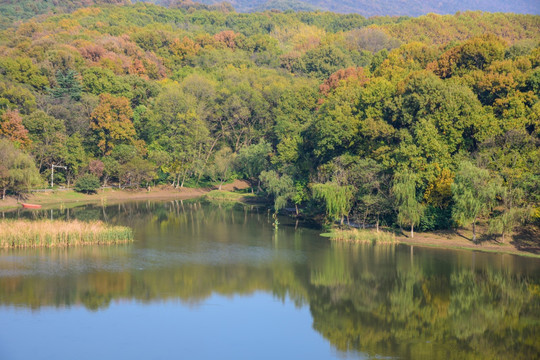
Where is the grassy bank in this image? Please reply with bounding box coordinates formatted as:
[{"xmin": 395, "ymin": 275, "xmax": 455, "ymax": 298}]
[
  {"xmin": 0, "ymin": 181, "xmax": 255, "ymax": 211},
  {"xmin": 204, "ymin": 190, "xmax": 261, "ymax": 203},
  {"xmin": 323, "ymin": 228, "xmax": 398, "ymax": 244},
  {"xmin": 0, "ymin": 220, "xmax": 133, "ymax": 248}
]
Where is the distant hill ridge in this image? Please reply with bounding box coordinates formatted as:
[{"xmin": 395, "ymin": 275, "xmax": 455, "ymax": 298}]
[
  {"xmin": 0, "ymin": 0, "xmax": 538, "ymax": 30},
  {"xmin": 168, "ymin": 0, "xmax": 539, "ymax": 16}
]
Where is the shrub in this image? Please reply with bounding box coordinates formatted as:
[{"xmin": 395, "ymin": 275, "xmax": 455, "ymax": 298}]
[
  {"xmin": 419, "ymin": 205, "xmax": 453, "ymax": 231},
  {"xmin": 75, "ymin": 173, "xmax": 100, "ymax": 194}
]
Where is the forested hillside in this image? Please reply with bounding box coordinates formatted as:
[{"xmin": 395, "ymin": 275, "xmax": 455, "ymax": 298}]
[
  {"xmin": 1, "ymin": 0, "xmax": 538, "ymax": 30},
  {"xmin": 155, "ymin": 0, "xmax": 540, "ymax": 16},
  {"xmin": 0, "ymin": 2, "xmax": 539, "ymax": 238},
  {"xmin": 0, "ymin": 0, "xmax": 131, "ymax": 29}
]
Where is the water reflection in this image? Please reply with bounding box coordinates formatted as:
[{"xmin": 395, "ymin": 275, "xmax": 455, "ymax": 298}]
[{"xmin": 0, "ymin": 201, "xmax": 539, "ymax": 359}]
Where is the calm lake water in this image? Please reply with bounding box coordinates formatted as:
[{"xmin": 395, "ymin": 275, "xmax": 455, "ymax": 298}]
[{"xmin": 0, "ymin": 200, "xmax": 539, "ymax": 359}]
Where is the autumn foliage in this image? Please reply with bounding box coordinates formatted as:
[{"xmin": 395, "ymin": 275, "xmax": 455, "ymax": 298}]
[{"xmin": 90, "ymin": 94, "xmax": 136, "ymax": 155}]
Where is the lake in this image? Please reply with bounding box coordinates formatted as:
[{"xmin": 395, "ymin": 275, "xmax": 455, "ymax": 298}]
[{"xmin": 0, "ymin": 200, "xmax": 539, "ymax": 359}]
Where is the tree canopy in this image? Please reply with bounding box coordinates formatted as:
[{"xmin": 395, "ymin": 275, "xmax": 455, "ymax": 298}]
[{"xmin": 0, "ymin": 2, "xmax": 538, "ymax": 239}]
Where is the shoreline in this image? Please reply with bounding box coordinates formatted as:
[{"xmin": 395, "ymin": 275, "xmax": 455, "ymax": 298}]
[
  {"xmin": 398, "ymin": 238, "xmax": 540, "ymax": 258},
  {"xmin": 1, "ymin": 183, "xmax": 538, "ymax": 258},
  {"xmin": 325, "ymin": 227, "xmax": 539, "ymax": 258},
  {"xmin": 0, "ymin": 180, "xmax": 252, "ymax": 211},
  {"xmin": 396, "ymin": 228, "xmax": 540, "ymax": 258}
]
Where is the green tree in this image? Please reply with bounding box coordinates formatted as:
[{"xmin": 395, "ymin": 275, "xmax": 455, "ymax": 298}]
[
  {"xmin": 260, "ymin": 170, "xmax": 295, "ymax": 213},
  {"xmin": 50, "ymin": 69, "xmax": 82, "ymax": 101},
  {"xmin": 22, "ymin": 110, "xmax": 67, "ymax": 172},
  {"xmin": 349, "ymin": 158, "xmax": 392, "ymax": 231},
  {"xmin": 0, "ymin": 81, "xmax": 36, "ymax": 114},
  {"xmin": 312, "ymin": 182, "xmax": 355, "ymax": 225},
  {"xmin": 101, "ymin": 156, "xmax": 119, "ymax": 187},
  {"xmin": 64, "ymin": 134, "xmax": 87, "ymax": 187},
  {"xmin": 208, "ymin": 147, "xmax": 235, "ymax": 190},
  {"xmin": 292, "ymin": 180, "xmax": 308, "ymax": 216},
  {"xmin": 118, "ymin": 158, "xmax": 156, "ymax": 189},
  {"xmin": 0, "ymin": 139, "xmax": 41, "ymax": 199},
  {"xmin": 235, "ymin": 140, "xmax": 271, "ymax": 192},
  {"xmin": 451, "ymin": 161, "xmax": 500, "ymax": 243},
  {"xmin": 157, "ymin": 111, "xmax": 210, "ymax": 188},
  {"xmin": 296, "ymin": 45, "xmax": 354, "ymax": 79},
  {"xmin": 82, "ymin": 67, "xmax": 130, "ymax": 97},
  {"xmin": 0, "ymin": 56, "xmax": 48, "ymax": 90},
  {"xmin": 74, "ymin": 174, "xmax": 100, "ymax": 194},
  {"xmin": 489, "ymin": 187, "xmax": 528, "ymax": 243},
  {"xmin": 309, "ymin": 83, "xmax": 361, "ymax": 162},
  {"xmin": 392, "ymin": 171, "xmax": 424, "ymax": 238}
]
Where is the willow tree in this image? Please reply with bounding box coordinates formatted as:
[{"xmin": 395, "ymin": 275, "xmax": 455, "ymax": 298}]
[
  {"xmin": 392, "ymin": 171, "xmax": 424, "ymax": 238},
  {"xmin": 488, "ymin": 187, "xmax": 528, "ymax": 243},
  {"xmin": 452, "ymin": 161, "xmax": 499, "ymax": 243},
  {"xmin": 312, "ymin": 182, "xmax": 355, "ymax": 225},
  {"xmin": 259, "ymin": 170, "xmax": 295, "ymax": 213},
  {"xmin": 0, "ymin": 139, "xmax": 41, "ymax": 199}
]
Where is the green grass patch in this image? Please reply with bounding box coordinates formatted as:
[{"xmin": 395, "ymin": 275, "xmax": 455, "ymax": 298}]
[
  {"xmin": 0, "ymin": 219, "xmax": 133, "ymax": 248},
  {"xmin": 33, "ymin": 190, "xmax": 87, "ymax": 201},
  {"xmin": 204, "ymin": 190, "xmax": 255, "ymax": 202}
]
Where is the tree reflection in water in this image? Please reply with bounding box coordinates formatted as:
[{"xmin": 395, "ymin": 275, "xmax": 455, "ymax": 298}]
[{"xmin": 0, "ymin": 201, "xmax": 538, "ymax": 359}]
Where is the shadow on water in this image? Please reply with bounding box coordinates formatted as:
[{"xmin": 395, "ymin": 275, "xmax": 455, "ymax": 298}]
[{"xmin": 0, "ymin": 200, "xmax": 539, "ymax": 359}]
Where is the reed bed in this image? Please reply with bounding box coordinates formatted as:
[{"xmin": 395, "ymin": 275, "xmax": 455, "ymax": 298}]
[
  {"xmin": 0, "ymin": 220, "xmax": 133, "ymax": 248},
  {"xmin": 328, "ymin": 228, "xmax": 398, "ymax": 244}
]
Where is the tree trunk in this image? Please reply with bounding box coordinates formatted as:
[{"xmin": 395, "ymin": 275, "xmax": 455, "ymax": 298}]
[
  {"xmin": 295, "ymin": 204, "xmax": 299, "ymax": 216},
  {"xmin": 180, "ymin": 174, "xmax": 186, "ymax": 188},
  {"xmin": 2, "ymin": 188, "xmax": 5, "ymax": 200},
  {"xmin": 376, "ymin": 214, "xmax": 379, "ymax": 233},
  {"xmin": 411, "ymin": 223, "xmax": 414, "ymax": 238},
  {"xmin": 200, "ymin": 136, "xmax": 221, "ymax": 182},
  {"xmin": 472, "ymin": 220, "xmax": 477, "ymax": 244}
]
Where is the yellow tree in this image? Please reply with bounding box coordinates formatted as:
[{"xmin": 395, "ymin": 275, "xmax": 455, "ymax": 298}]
[{"xmin": 90, "ymin": 94, "xmax": 137, "ymax": 156}]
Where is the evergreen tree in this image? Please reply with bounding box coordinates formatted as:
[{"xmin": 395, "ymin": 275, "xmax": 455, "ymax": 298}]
[{"xmin": 50, "ymin": 70, "xmax": 82, "ymax": 101}]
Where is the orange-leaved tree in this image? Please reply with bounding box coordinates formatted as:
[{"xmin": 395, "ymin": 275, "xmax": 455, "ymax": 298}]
[
  {"xmin": 0, "ymin": 109, "xmax": 31, "ymax": 149},
  {"xmin": 90, "ymin": 94, "xmax": 137, "ymax": 156}
]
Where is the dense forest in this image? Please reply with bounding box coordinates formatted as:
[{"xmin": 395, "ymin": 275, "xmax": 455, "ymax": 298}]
[
  {"xmin": 0, "ymin": 2, "xmax": 539, "ymax": 238},
  {"xmin": 1, "ymin": 0, "xmax": 538, "ymax": 29}
]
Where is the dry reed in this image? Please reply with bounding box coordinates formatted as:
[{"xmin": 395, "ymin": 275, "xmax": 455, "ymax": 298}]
[
  {"xmin": 329, "ymin": 228, "xmax": 398, "ymax": 244},
  {"xmin": 0, "ymin": 220, "xmax": 133, "ymax": 248}
]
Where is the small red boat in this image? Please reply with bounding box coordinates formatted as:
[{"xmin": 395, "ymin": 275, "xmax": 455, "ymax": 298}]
[{"xmin": 21, "ymin": 203, "xmax": 42, "ymax": 209}]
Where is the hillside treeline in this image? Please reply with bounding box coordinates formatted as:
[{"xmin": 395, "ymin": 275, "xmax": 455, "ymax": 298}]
[{"xmin": 0, "ymin": 2, "xmax": 539, "ymax": 237}]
